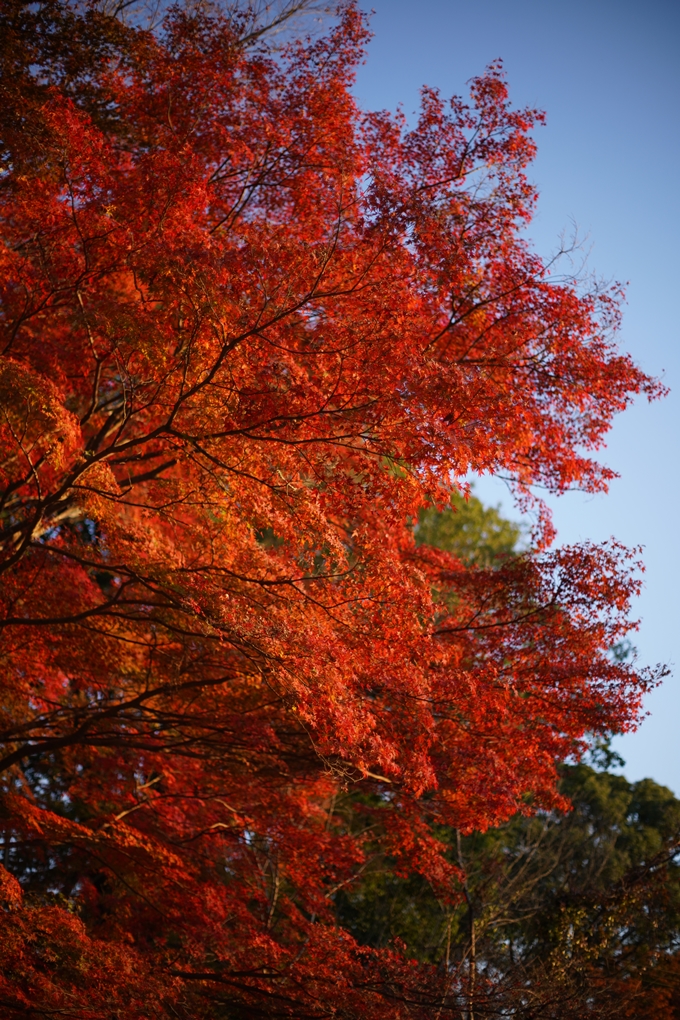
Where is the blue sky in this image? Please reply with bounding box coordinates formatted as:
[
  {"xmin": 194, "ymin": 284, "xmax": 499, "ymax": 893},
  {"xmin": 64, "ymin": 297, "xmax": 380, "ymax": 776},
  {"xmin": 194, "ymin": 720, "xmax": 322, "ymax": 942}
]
[{"xmin": 352, "ymin": 0, "xmax": 680, "ymax": 792}]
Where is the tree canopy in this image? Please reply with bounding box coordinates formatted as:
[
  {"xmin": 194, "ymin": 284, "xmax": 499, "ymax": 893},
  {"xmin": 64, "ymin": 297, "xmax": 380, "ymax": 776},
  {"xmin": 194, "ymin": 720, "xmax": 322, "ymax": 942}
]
[{"xmin": 0, "ymin": 1, "xmax": 667, "ymax": 1016}]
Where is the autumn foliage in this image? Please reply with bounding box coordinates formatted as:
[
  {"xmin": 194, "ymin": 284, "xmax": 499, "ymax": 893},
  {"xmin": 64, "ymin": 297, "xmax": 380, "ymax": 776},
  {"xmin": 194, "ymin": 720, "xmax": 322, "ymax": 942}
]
[{"xmin": 0, "ymin": 1, "xmax": 667, "ymax": 1015}]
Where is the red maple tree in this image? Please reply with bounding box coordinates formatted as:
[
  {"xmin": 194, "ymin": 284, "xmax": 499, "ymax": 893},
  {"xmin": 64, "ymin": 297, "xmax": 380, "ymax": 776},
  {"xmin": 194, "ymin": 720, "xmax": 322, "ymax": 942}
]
[{"xmin": 0, "ymin": 2, "xmax": 665, "ymax": 1015}]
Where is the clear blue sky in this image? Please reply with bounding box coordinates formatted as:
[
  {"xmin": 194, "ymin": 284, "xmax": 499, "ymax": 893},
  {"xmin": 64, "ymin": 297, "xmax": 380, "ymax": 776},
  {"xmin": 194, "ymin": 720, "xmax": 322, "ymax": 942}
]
[{"xmin": 352, "ymin": 0, "xmax": 680, "ymax": 792}]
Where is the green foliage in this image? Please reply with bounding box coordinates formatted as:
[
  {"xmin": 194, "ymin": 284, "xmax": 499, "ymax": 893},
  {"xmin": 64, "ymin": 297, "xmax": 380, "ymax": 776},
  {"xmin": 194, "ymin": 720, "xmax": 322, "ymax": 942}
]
[
  {"xmin": 416, "ymin": 488, "xmax": 525, "ymax": 567},
  {"xmin": 335, "ymin": 765, "xmax": 680, "ymax": 1014},
  {"xmin": 337, "ymin": 766, "xmax": 680, "ymax": 955}
]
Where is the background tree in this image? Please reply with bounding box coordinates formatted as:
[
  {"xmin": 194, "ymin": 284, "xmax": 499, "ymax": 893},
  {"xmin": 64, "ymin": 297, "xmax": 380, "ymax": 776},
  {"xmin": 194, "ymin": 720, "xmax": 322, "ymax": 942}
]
[
  {"xmin": 0, "ymin": 1, "xmax": 666, "ymax": 1016},
  {"xmin": 416, "ymin": 488, "xmax": 526, "ymax": 568},
  {"xmin": 340, "ymin": 503, "xmax": 680, "ymax": 1017},
  {"xmin": 336, "ymin": 756, "xmax": 680, "ymax": 1017}
]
